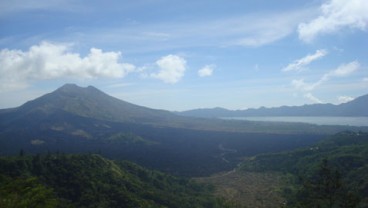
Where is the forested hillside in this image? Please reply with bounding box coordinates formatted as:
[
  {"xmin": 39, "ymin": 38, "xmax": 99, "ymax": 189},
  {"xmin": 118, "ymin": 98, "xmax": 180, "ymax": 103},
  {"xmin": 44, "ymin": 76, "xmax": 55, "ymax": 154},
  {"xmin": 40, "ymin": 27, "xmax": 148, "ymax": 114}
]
[
  {"xmin": 240, "ymin": 131, "xmax": 368, "ymax": 207},
  {"xmin": 0, "ymin": 154, "xmax": 228, "ymax": 208},
  {"xmin": 1, "ymin": 84, "xmax": 367, "ymax": 207}
]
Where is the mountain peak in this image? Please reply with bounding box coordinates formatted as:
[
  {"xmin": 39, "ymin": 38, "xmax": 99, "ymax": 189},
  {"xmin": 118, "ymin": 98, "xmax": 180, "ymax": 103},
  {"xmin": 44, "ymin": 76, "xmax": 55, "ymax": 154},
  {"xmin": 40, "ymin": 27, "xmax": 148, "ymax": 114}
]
[
  {"xmin": 60, "ymin": 83, "xmax": 79, "ymax": 89},
  {"xmin": 56, "ymin": 83, "xmax": 100, "ymax": 93},
  {"xmin": 17, "ymin": 83, "xmax": 177, "ymax": 124},
  {"xmin": 179, "ymin": 93, "xmax": 368, "ymax": 117}
]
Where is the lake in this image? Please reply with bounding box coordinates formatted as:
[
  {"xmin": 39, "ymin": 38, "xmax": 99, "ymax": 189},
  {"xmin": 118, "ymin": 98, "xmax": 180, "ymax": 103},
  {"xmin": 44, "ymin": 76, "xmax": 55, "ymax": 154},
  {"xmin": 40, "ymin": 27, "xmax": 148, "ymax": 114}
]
[{"xmin": 222, "ymin": 116, "xmax": 368, "ymax": 127}]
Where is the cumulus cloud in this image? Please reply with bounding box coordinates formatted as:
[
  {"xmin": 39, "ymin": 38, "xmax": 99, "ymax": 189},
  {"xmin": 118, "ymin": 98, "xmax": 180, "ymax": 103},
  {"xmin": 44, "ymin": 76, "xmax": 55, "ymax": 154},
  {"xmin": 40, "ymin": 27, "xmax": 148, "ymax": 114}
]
[
  {"xmin": 298, "ymin": 0, "xmax": 368, "ymax": 42},
  {"xmin": 338, "ymin": 96, "xmax": 354, "ymax": 103},
  {"xmin": 198, "ymin": 65, "xmax": 215, "ymax": 77},
  {"xmin": 150, "ymin": 55, "xmax": 186, "ymax": 84},
  {"xmin": 0, "ymin": 41, "xmax": 135, "ymax": 91},
  {"xmin": 282, "ymin": 49, "xmax": 327, "ymax": 72}
]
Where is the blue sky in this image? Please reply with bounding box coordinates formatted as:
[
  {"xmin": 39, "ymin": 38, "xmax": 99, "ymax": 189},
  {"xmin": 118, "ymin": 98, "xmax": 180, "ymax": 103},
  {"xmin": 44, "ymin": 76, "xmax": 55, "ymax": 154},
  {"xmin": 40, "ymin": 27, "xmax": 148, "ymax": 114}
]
[{"xmin": 0, "ymin": 0, "xmax": 367, "ymax": 111}]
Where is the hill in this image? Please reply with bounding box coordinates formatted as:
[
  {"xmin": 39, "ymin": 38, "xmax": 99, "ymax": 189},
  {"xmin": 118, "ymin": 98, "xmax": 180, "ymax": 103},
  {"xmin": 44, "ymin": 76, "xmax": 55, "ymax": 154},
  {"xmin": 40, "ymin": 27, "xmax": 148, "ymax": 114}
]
[
  {"xmin": 240, "ymin": 131, "xmax": 368, "ymax": 207},
  {"xmin": 0, "ymin": 153, "xmax": 227, "ymax": 208},
  {"xmin": 178, "ymin": 94, "xmax": 368, "ymax": 118},
  {"xmin": 0, "ymin": 84, "xmax": 366, "ymax": 177}
]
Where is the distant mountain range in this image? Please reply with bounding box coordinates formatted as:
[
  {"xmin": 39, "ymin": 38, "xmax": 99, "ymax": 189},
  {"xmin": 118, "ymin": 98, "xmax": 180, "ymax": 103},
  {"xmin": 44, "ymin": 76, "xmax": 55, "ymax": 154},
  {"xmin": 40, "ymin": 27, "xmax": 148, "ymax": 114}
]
[
  {"xmin": 1, "ymin": 83, "xmax": 349, "ymax": 134},
  {"xmin": 178, "ymin": 94, "xmax": 368, "ymax": 118},
  {"xmin": 1, "ymin": 84, "xmax": 366, "ymax": 176}
]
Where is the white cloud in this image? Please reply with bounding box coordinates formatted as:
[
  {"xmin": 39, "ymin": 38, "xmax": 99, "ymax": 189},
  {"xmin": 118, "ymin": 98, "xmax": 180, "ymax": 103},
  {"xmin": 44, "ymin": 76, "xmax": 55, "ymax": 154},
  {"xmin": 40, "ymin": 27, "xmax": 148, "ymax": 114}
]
[
  {"xmin": 325, "ymin": 61, "xmax": 360, "ymax": 77},
  {"xmin": 298, "ymin": 0, "xmax": 368, "ymax": 42},
  {"xmin": 318, "ymin": 61, "xmax": 360, "ymax": 84},
  {"xmin": 223, "ymin": 11, "xmax": 312, "ymax": 47},
  {"xmin": 363, "ymin": 77, "xmax": 368, "ymax": 82},
  {"xmin": 291, "ymin": 61, "xmax": 360, "ymax": 93},
  {"xmin": 150, "ymin": 55, "xmax": 186, "ymax": 84},
  {"xmin": 0, "ymin": 41, "xmax": 135, "ymax": 91},
  {"xmin": 1, "ymin": 3, "xmax": 309, "ymax": 49},
  {"xmin": 338, "ymin": 96, "xmax": 354, "ymax": 103},
  {"xmin": 291, "ymin": 61, "xmax": 360, "ymax": 103},
  {"xmin": 291, "ymin": 79, "xmax": 320, "ymax": 91},
  {"xmin": 198, "ymin": 65, "xmax": 215, "ymax": 77},
  {"xmin": 282, "ymin": 49, "xmax": 327, "ymax": 72},
  {"xmin": 304, "ymin": 93, "xmax": 323, "ymax": 103}
]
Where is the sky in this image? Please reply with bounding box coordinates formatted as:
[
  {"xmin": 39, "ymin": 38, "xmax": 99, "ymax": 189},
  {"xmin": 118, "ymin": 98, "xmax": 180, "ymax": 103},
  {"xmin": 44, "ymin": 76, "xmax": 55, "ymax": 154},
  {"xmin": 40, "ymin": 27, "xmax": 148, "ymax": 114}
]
[{"xmin": 0, "ymin": 0, "xmax": 367, "ymax": 111}]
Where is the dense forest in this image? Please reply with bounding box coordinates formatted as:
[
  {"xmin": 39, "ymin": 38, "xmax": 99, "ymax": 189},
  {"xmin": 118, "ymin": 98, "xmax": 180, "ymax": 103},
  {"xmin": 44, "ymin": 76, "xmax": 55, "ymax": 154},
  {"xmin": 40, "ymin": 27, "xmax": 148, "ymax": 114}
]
[
  {"xmin": 240, "ymin": 131, "xmax": 368, "ymax": 207},
  {"xmin": 0, "ymin": 154, "xmax": 229, "ymax": 208}
]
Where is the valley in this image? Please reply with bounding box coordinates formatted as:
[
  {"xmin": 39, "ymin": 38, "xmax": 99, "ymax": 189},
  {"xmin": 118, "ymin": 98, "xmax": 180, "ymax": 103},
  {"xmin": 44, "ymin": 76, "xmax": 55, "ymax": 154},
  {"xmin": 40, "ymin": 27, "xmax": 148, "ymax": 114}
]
[
  {"xmin": 0, "ymin": 84, "xmax": 341, "ymax": 176},
  {"xmin": 0, "ymin": 84, "xmax": 367, "ymax": 207},
  {"xmin": 2, "ymin": 0, "xmax": 368, "ymax": 206}
]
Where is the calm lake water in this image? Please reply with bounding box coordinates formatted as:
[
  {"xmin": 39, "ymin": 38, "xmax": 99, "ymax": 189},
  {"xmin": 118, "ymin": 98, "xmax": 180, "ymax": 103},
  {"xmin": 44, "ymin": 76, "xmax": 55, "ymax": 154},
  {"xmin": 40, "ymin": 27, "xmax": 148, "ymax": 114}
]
[{"xmin": 223, "ymin": 117, "xmax": 368, "ymax": 127}]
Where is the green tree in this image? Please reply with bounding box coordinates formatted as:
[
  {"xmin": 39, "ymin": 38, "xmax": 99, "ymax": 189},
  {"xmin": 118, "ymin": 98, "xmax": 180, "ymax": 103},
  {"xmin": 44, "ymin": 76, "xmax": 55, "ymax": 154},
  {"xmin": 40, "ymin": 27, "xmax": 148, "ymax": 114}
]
[
  {"xmin": 0, "ymin": 176, "xmax": 59, "ymax": 208},
  {"xmin": 296, "ymin": 159, "xmax": 359, "ymax": 208}
]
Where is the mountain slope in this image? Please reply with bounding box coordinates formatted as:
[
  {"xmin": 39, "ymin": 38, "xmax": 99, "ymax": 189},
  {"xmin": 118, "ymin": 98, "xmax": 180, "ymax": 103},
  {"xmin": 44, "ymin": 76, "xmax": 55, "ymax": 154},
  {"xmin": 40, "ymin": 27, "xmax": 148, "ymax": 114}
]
[
  {"xmin": 179, "ymin": 94, "xmax": 368, "ymax": 118},
  {"xmin": 239, "ymin": 131, "xmax": 368, "ymax": 207},
  {"xmin": 0, "ymin": 154, "xmax": 226, "ymax": 208},
  {"xmin": 0, "ymin": 84, "xmax": 365, "ymax": 177},
  {"xmin": 2, "ymin": 83, "xmax": 358, "ymax": 134},
  {"xmin": 16, "ymin": 83, "xmax": 179, "ymax": 124}
]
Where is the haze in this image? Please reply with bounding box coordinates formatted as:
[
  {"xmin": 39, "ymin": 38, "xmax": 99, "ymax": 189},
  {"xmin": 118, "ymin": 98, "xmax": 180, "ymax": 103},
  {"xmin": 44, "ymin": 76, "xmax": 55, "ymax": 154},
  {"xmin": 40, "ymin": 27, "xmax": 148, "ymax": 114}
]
[{"xmin": 1, "ymin": 0, "xmax": 367, "ymax": 111}]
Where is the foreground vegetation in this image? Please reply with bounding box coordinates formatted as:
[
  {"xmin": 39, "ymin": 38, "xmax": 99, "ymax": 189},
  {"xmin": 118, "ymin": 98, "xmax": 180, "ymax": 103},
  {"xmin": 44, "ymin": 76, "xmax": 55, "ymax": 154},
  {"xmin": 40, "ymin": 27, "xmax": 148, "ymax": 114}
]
[
  {"xmin": 0, "ymin": 154, "xmax": 228, "ymax": 208},
  {"xmin": 1, "ymin": 131, "xmax": 367, "ymax": 207},
  {"xmin": 240, "ymin": 131, "xmax": 368, "ymax": 207}
]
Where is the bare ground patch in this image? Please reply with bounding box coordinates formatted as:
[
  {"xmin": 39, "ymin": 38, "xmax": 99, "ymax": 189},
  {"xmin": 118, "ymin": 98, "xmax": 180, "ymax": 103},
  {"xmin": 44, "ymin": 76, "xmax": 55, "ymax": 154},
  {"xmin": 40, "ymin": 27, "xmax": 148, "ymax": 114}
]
[{"xmin": 195, "ymin": 170, "xmax": 286, "ymax": 208}]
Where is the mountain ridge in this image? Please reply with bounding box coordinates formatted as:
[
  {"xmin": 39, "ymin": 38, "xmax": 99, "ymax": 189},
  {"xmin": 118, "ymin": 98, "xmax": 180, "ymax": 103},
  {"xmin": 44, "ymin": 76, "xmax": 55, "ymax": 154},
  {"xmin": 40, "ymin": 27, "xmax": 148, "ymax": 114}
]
[
  {"xmin": 1, "ymin": 84, "xmax": 366, "ymax": 134},
  {"xmin": 1, "ymin": 84, "xmax": 367, "ymax": 176},
  {"xmin": 178, "ymin": 94, "xmax": 368, "ymax": 118},
  {"xmin": 3, "ymin": 84, "xmax": 367, "ymax": 120},
  {"xmin": 13, "ymin": 83, "xmax": 181, "ymax": 124}
]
